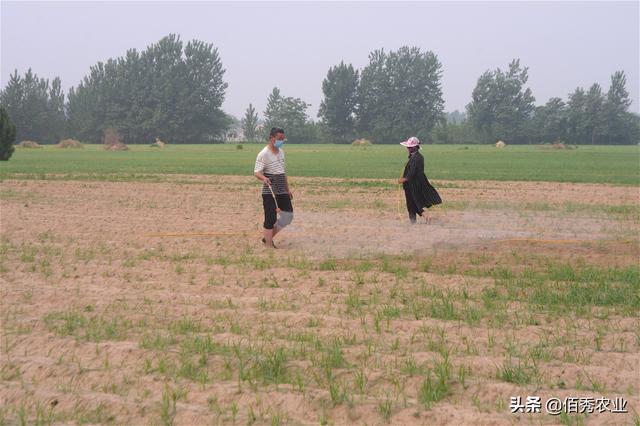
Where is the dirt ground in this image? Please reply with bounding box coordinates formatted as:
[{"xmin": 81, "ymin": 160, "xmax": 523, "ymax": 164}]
[{"xmin": 1, "ymin": 175, "xmax": 638, "ymax": 425}]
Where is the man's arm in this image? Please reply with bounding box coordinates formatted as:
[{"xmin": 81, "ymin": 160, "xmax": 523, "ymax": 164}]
[
  {"xmin": 254, "ymin": 171, "xmax": 269, "ymax": 184},
  {"xmin": 285, "ymin": 175, "xmax": 293, "ymax": 199},
  {"xmin": 254, "ymin": 152, "xmax": 270, "ymax": 184}
]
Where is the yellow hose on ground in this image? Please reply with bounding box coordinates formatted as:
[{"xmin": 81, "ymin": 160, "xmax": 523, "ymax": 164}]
[
  {"xmin": 142, "ymin": 231, "xmax": 258, "ymax": 238},
  {"xmin": 491, "ymin": 238, "xmax": 634, "ymax": 245}
]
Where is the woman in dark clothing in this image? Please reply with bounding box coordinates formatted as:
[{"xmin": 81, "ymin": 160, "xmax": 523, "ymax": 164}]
[{"xmin": 398, "ymin": 137, "xmax": 442, "ymax": 223}]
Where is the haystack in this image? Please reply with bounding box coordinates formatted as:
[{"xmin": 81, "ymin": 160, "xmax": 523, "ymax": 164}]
[
  {"xmin": 57, "ymin": 138, "xmax": 84, "ymax": 148},
  {"xmin": 352, "ymin": 138, "xmax": 372, "ymax": 148},
  {"xmin": 551, "ymin": 142, "xmax": 576, "ymax": 150},
  {"xmin": 105, "ymin": 143, "xmax": 129, "ymax": 151},
  {"xmin": 102, "ymin": 128, "xmax": 128, "ymax": 151},
  {"xmin": 538, "ymin": 141, "xmax": 577, "ymax": 150},
  {"xmin": 150, "ymin": 137, "xmax": 166, "ymax": 148},
  {"xmin": 495, "ymin": 140, "xmax": 506, "ymax": 148},
  {"xmin": 18, "ymin": 141, "xmax": 42, "ymax": 148}
]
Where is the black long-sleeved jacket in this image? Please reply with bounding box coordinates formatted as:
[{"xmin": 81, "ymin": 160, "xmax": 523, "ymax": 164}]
[{"xmin": 402, "ymin": 151, "xmax": 442, "ymax": 210}]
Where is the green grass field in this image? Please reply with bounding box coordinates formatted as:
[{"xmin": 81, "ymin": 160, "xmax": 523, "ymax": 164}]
[{"xmin": 1, "ymin": 144, "xmax": 638, "ymax": 184}]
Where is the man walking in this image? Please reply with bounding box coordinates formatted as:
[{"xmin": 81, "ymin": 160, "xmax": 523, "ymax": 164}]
[{"xmin": 254, "ymin": 127, "xmax": 294, "ymax": 248}]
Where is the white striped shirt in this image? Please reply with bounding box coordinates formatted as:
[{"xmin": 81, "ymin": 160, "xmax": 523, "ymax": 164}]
[{"xmin": 254, "ymin": 146, "xmax": 288, "ymax": 195}]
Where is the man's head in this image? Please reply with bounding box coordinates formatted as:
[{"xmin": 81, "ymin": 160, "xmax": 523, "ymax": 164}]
[{"xmin": 269, "ymin": 127, "xmax": 285, "ymax": 144}]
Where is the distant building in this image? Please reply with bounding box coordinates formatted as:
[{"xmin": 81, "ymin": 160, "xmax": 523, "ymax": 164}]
[{"xmin": 225, "ymin": 130, "xmax": 244, "ymax": 142}]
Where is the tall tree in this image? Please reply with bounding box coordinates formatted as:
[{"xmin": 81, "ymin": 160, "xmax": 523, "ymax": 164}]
[
  {"xmin": 605, "ymin": 71, "xmax": 635, "ymax": 145},
  {"xmin": 563, "ymin": 72, "xmax": 638, "ymax": 145},
  {"xmin": 241, "ymin": 103, "xmax": 259, "ymax": 141},
  {"xmin": 263, "ymin": 87, "xmax": 283, "ymax": 131},
  {"xmin": 263, "ymin": 87, "xmax": 312, "ymax": 143},
  {"xmin": 66, "ymin": 34, "xmax": 229, "ymax": 144},
  {"xmin": 530, "ymin": 97, "xmax": 567, "ymax": 143},
  {"xmin": 0, "ymin": 106, "xmax": 16, "ymax": 161},
  {"xmin": 565, "ymin": 87, "xmax": 588, "ymax": 145},
  {"xmin": 318, "ymin": 61, "xmax": 359, "ymax": 144},
  {"xmin": 466, "ymin": 59, "xmax": 535, "ymax": 144},
  {"xmin": 357, "ymin": 46, "xmax": 444, "ymax": 143},
  {"xmin": 0, "ymin": 69, "xmax": 66, "ymax": 143},
  {"xmin": 47, "ymin": 77, "xmax": 67, "ymax": 142},
  {"xmin": 584, "ymin": 83, "xmax": 606, "ymax": 144},
  {"xmin": 606, "ymin": 71, "xmax": 631, "ymax": 113},
  {"xmin": 180, "ymin": 39, "xmax": 229, "ymax": 143}
]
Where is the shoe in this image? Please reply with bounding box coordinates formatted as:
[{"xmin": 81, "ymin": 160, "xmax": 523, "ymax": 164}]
[{"xmin": 261, "ymin": 237, "xmax": 277, "ymax": 248}]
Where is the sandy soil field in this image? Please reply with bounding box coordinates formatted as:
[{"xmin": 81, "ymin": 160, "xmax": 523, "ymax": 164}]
[{"xmin": 1, "ymin": 175, "xmax": 638, "ymax": 425}]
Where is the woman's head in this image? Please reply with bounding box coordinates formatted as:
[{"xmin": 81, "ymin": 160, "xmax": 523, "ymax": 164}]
[{"xmin": 400, "ymin": 136, "xmax": 420, "ymax": 152}]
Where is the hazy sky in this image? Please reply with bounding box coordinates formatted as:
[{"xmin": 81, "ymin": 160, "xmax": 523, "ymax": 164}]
[{"xmin": 2, "ymin": 1, "xmax": 638, "ymax": 118}]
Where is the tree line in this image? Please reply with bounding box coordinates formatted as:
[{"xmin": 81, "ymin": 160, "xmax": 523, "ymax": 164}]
[
  {"xmin": 314, "ymin": 56, "xmax": 638, "ymax": 145},
  {"xmin": 1, "ymin": 34, "xmax": 229, "ymax": 144},
  {"xmin": 432, "ymin": 62, "xmax": 639, "ymax": 145},
  {"xmin": 1, "ymin": 34, "xmax": 638, "ymax": 148}
]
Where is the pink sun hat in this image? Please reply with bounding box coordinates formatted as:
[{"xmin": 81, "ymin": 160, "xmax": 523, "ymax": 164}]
[{"xmin": 400, "ymin": 136, "xmax": 420, "ymax": 147}]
